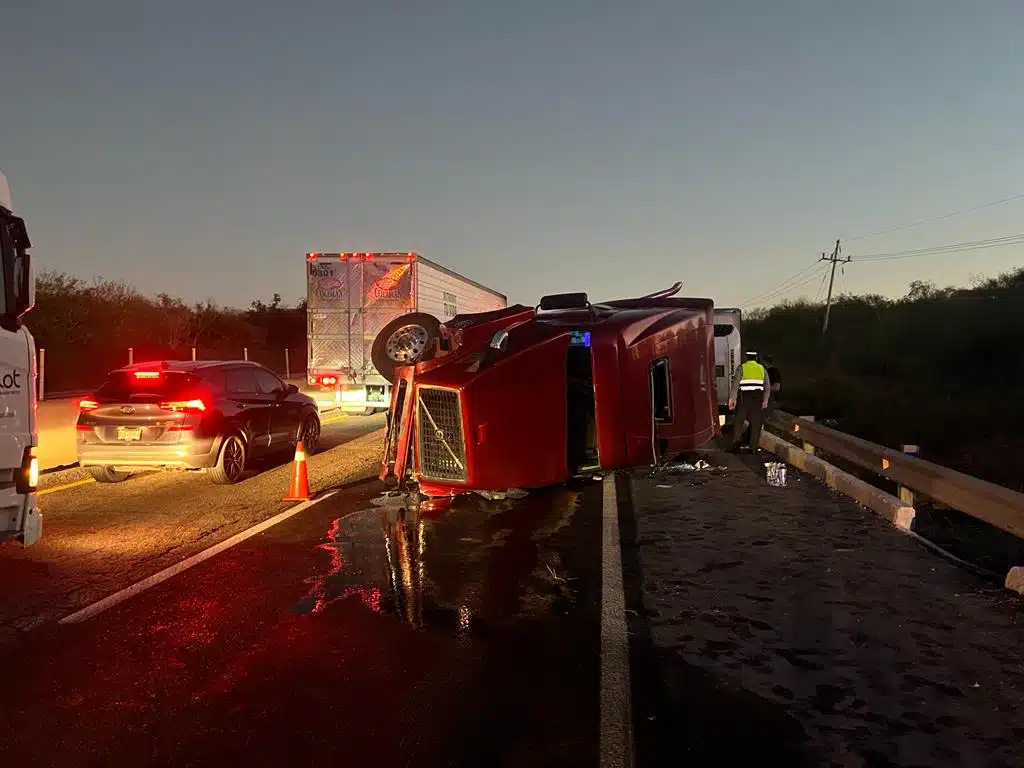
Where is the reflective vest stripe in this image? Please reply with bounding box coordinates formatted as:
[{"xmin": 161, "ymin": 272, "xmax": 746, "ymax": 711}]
[{"xmin": 739, "ymin": 378, "xmax": 764, "ymax": 386}]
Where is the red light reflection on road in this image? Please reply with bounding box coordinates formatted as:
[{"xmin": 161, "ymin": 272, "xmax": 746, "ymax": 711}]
[{"xmin": 302, "ymin": 518, "xmax": 382, "ymax": 615}]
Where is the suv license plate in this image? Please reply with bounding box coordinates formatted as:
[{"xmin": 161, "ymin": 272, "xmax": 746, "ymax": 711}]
[{"xmin": 117, "ymin": 427, "xmax": 143, "ymax": 441}]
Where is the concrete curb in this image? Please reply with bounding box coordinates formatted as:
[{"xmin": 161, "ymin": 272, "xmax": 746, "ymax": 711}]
[{"xmin": 760, "ymin": 430, "xmax": 916, "ymax": 531}]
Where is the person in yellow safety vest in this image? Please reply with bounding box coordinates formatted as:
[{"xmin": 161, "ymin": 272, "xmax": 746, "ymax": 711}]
[{"xmin": 728, "ymin": 350, "xmax": 770, "ymax": 452}]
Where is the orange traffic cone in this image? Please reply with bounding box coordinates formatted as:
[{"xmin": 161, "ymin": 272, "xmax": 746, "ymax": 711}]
[{"xmin": 284, "ymin": 440, "xmax": 311, "ymax": 501}]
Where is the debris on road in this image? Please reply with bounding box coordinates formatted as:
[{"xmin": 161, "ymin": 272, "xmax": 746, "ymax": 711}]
[{"xmin": 765, "ymin": 461, "xmax": 787, "ymax": 487}]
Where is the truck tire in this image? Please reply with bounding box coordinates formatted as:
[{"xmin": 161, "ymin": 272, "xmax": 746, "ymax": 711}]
[
  {"xmin": 372, "ymin": 312, "xmax": 441, "ymax": 384},
  {"xmin": 89, "ymin": 466, "xmax": 130, "ymax": 483}
]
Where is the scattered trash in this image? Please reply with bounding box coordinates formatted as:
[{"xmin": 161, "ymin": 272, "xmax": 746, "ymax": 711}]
[
  {"xmin": 474, "ymin": 488, "xmax": 529, "ymax": 501},
  {"xmin": 765, "ymin": 461, "xmax": 787, "ymax": 487},
  {"xmin": 664, "ymin": 462, "xmax": 695, "ymax": 472},
  {"xmin": 658, "ymin": 459, "xmax": 726, "ymax": 475}
]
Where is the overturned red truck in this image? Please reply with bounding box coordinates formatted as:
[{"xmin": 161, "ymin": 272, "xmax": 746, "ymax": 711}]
[{"xmin": 375, "ymin": 283, "xmax": 719, "ymax": 498}]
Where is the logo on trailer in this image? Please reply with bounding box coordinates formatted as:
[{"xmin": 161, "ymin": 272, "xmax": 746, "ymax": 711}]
[
  {"xmin": 0, "ymin": 370, "xmax": 22, "ymax": 393},
  {"xmin": 367, "ymin": 265, "xmax": 410, "ymax": 303}
]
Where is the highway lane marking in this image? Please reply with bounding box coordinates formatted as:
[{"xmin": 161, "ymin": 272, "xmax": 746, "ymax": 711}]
[
  {"xmin": 601, "ymin": 474, "xmax": 635, "ymax": 768},
  {"xmin": 59, "ymin": 490, "xmax": 339, "ymax": 625},
  {"xmin": 38, "ymin": 478, "xmax": 95, "ymax": 496}
]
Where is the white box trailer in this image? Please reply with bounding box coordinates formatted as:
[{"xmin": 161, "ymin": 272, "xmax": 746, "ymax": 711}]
[
  {"xmin": 713, "ymin": 308, "xmax": 742, "ymax": 422},
  {"xmin": 305, "ymin": 251, "xmax": 506, "ymax": 411}
]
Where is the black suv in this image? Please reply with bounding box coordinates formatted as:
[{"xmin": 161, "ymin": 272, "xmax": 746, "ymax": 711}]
[{"xmin": 76, "ymin": 361, "xmax": 321, "ymax": 485}]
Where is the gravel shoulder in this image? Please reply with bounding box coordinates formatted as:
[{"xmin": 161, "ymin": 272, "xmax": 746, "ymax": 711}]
[{"xmin": 621, "ymin": 449, "xmax": 1024, "ymax": 768}]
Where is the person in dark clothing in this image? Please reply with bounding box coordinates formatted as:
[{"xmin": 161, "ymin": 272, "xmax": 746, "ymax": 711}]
[
  {"xmin": 728, "ymin": 351, "xmax": 770, "ymax": 452},
  {"xmin": 764, "ymin": 356, "xmax": 782, "ymax": 413}
]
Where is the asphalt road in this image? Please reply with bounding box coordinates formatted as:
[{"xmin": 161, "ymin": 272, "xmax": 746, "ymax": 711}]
[
  {"xmin": 3, "ymin": 428, "xmax": 1022, "ymax": 766},
  {"xmin": 0, "ymin": 478, "xmax": 604, "ymax": 767},
  {"xmin": 2, "ymin": 413, "xmax": 387, "ymax": 644}
]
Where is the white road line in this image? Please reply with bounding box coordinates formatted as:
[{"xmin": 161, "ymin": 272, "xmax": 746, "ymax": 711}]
[
  {"xmin": 601, "ymin": 474, "xmax": 634, "ymax": 768},
  {"xmin": 59, "ymin": 491, "xmax": 338, "ymax": 625}
]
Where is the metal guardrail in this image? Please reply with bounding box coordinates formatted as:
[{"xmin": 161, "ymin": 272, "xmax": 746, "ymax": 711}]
[{"xmin": 766, "ymin": 411, "xmax": 1024, "ymax": 541}]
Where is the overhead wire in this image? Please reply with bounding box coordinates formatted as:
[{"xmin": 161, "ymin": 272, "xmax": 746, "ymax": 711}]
[
  {"xmin": 741, "ymin": 263, "xmax": 830, "ymax": 308},
  {"xmin": 845, "ymin": 192, "xmax": 1024, "ymax": 242},
  {"xmin": 737, "ymin": 260, "xmax": 824, "ymax": 308},
  {"xmin": 852, "ymin": 233, "xmax": 1024, "ymax": 262}
]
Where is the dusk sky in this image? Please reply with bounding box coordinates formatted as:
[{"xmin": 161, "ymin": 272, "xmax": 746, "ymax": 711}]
[{"xmin": 3, "ymin": 1, "xmax": 1023, "ymax": 310}]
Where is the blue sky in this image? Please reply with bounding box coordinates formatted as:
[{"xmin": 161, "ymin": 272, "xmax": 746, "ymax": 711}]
[{"xmin": 3, "ymin": 1, "xmax": 1023, "ymax": 310}]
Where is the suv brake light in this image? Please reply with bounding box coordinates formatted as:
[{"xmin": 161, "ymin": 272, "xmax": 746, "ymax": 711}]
[
  {"xmin": 79, "ymin": 398, "xmax": 99, "ymax": 411},
  {"xmin": 133, "ymin": 370, "xmax": 162, "ymax": 380},
  {"xmin": 160, "ymin": 399, "xmax": 207, "ymax": 413}
]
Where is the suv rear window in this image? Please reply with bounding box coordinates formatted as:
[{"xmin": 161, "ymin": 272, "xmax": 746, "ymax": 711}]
[{"xmin": 95, "ymin": 371, "xmax": 198, "ymax": 401}]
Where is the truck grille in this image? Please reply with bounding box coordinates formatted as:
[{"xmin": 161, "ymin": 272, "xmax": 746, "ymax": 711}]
[{"xmin": 417, "ymin": 388, "xmax": 467, "ymax": 482}]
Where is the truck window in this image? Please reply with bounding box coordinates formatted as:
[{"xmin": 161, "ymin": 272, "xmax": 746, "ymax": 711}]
[
  {"xmin": 0, "ymin": 220, "xmax": 11, "ymax": 317},
  {"xmin": 650, "ymin": 358, "xmax": 672, "ymax": 423},
  {"xmin": 714, "ymin": 324, "xmax": 736, "ymax": 337}
]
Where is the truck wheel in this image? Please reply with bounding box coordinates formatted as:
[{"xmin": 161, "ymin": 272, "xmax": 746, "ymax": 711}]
[
  {"xmin": 372, "ymin": 312, "xmax": 441, "ymax": 384},
  {"xmin": 88, "ymin": 466, "xmax": 130, "ymax": 483}
]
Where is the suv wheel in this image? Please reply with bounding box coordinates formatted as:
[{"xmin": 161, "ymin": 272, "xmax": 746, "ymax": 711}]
[
  {"xmin": 299, "ymin": 415, "xmax": 321, "ymax": 455},
  {"xmin": 210, "ymin": 434, "xmax": 247, "ymax": 485},
  {"xmin": 89, "ymin": 466, "xmax": 130, "ymax": 483}
]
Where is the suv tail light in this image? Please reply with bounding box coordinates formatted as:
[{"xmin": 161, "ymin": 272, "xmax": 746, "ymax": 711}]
[
  {"xmin": 16, "ymin": 446, "xmax": 38, "ymax": 494},
  {"xmin": 133, "ymin": 370, "xmax": 162, "ymax": 380},
  {"xmin": 79, "ymin": 398, "xmax": 99, "ymax": 411},
  {"xmin": 160, "ymin": 399, "xmax": 207, "ymax": 413}
]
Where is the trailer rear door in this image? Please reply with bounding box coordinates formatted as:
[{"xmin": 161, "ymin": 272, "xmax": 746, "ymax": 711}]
[{"xmin": 306, "ymin": 253, "xmax": 416, "ymax": 380}]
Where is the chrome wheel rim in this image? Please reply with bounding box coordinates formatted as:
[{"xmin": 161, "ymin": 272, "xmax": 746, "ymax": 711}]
[
  {"xmin": 224, "ymin": 438, "xmax": 244, "ymax": 480},
  {"xmin": 385, "ymin": 324, "xmax": 429, "ymax": 363},
  {"xmin": 302, "ymin": 418, "xmax": 320, "ymax": 452}
]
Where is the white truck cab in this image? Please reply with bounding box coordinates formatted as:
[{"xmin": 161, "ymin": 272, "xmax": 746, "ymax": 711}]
[
  {"xmin": 713, "ymin": 308, "xmax": 742, "ymax": 423},
  {"xmin": 0, "ymin": 171, "xmax": 40, "ymax": 546}
]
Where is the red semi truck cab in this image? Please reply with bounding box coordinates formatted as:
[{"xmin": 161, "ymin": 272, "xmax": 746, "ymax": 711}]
[{"xmin": 380, "ymin": 286, "xmax": 719, "ymax": 498}]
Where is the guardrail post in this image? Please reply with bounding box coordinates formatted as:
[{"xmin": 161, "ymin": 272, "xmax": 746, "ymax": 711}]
[
  {"xmin": 800, "ymin": 415, "xmax": 816, "ymax": 455},
  {"xmin": 898, "ymin": 445, "xmax": 919, "ymax": 505},
  {"xmin": 243, "ymin": 347, "xmax": 249, "ymax": 361},
  {"xmin": 192, "ymin": 347, "xmax": 197, "ymax": 361},
  {"xmin": 285, "ymin": 349, "xmax": 291, "ymax": 379},
  {"xmin": 128, "ymin": 347, "xmax": 134, "ymax": 366},
  {"xmin": 38, "ymin": 347, "xmax": 45, "ymax": 401}
]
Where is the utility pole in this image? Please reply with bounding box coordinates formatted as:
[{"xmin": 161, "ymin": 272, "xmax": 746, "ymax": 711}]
[{"xmin": 821, "ymin": 239, "xmax": 851, "ymax": 335}]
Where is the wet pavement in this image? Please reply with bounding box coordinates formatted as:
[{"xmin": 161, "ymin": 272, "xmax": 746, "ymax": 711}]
[
  {"xmin": 0, "ymin": 479, "xmax": 604, "ymax": 767},
  {"xmin": 621, "ymin": 449, "xmax": 1024, "ymax": 768},
  {"xmin": 0, "ymin": 416, "xmax": 386, "ymax": 643}
]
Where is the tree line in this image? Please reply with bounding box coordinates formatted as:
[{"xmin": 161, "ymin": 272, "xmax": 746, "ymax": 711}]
[
  {"xmin": 743, "ymin": 265, "xmax": 1024, "ymax": 490},
  {"xmin": 31, "ymin": 270, "xmax": 308, "ymax": 394}
]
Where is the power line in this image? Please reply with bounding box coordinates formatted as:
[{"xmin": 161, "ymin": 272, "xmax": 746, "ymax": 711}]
[
  {"xmin": 741, "ymin": 263, "xmax": 830, "ymax": 309},
  {"xmin": 853, "ymin": 233, "xmax": 1024, "ymax": 262},
  {"xmin": 738, "ymin": 260, "xmax": 823, "ymax": 308},
  {"xmin": 846, "ymin": 192, "xmax": 1024, "ymax": 242},
  {"xmin": 814, "ymin": 266, "xmax": 830, "ymax": 303}
]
